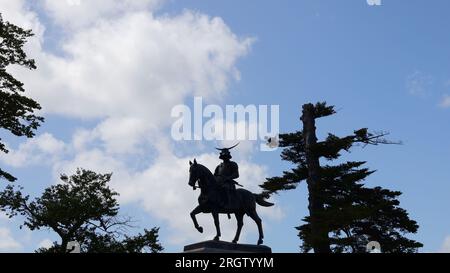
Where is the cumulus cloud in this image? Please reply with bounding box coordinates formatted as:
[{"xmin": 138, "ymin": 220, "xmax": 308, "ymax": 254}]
[
  {"xmin": 42, "ymin": 0, "xmax": 163, "ymax": 30},
  {"xmin": 53, "ymin": 139, "xmax": 281, "ymax": 246},
  {"xmin": 16, "ymin": 9, "xmax": 253, "ymax": 123},
  {"xmin": 0, "ymin": 0, "xmax": 281, "ymax": 248},
  {"xmin": 10, "ymin": 0, "xmax": 254, "ymax": 164},
  {"xmin": 0, "ymin": 228, "xmax": 22, "ymax": 252},
  {"xmin": 0, "ymin": 0, "xmax": 42, "ymax": 30},
  {"xmin": 0, "ymin": 133, "xmax": 66, "ymax": 167},
  {"xmin": 4, "ymin": 0, "xmax": 254, "ymax": 145},
  {"xmin": 74, "ymin": 117, "xmax": 151, "ymax": 155}
]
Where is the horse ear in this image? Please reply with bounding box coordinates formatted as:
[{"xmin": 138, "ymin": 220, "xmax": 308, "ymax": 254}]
[
  {"xmin": 189, "ymin": 160, "xmax": 192, "ymax": 166},
  {"xmin": 194, "ymin": 158, "xmax": 197, "ymax": 164}
]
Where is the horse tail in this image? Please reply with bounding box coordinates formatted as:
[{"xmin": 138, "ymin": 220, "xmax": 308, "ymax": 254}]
[{"xmin": 253, "ymin": 194, "xmax": 274, "ymax": 207}]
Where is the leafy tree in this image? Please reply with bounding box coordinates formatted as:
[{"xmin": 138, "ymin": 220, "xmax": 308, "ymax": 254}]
[
  {"xmin": 0, "ymin": 169, "xmax": 163, "ymax": 253},
  {"xmin": 0, "ymin": 14, "xmax": 44, "ymax": 182},
  {"xmin": 78, "ymin": 228, "xmax": 163, "ymax": 253},
  {"xmin": 36, "ymin": 228, "xmax": 163, "ymax": 253},
  {"xmin": 260, "ymin": 102, "xmax": 422, "ymax": 253}
]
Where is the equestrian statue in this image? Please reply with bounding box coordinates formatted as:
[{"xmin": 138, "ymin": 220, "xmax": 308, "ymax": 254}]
[{"xmin": 188, "ymin": 144, "xmax": 274, "ymax": 245}]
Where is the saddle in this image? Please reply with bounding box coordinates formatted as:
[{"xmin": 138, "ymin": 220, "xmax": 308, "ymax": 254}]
[{"xmin": 209, "ymin": 177, "xmax": 241, "ymax": 211}]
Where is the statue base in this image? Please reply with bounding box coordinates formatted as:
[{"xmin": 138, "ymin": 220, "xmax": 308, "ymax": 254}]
[{"xmin": 183, "ymin": 240, "xmax": 272, "ymax": 253}]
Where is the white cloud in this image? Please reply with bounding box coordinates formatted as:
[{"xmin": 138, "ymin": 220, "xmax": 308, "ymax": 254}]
[
  {"xmin": 0, "ymin": 133, "xmax": 66, "ymax": 167},
  {"xmin": 53, "ymin": 148, "xmax": 126, "ymax": 179},
  {"xmin": 0, "ymin": 0, "xmax": 280, "ymax": 248},
  {"xmin": 52, "ymin": 139, "xmax": 282, "ymax": 246},
  {"xmin": 8, "ymin": 3, "xmax": 254, "ymax": 167},
  {"xmin": 439, "ymin": 94, "xmax": 450, "ymax": 108},
  {"xmin": 0, "ymin": 0, "xmax": 45, "ymax": 65},
  {"xmin": 15, "ymin": 9, "xmax": 253, "ymax": 124},
  {"xmin": 0, "ymin": 212, "xmax": 10, "ymax": 221},
  {"xmin": 3, "ymin": 0, "xmax": 254, "ymax": 150},
  {"xmin": 73, "ymin": 117, "xmax": 151, "ymax": 155},
  {"xmin": 37, "ymin": 238, "xmax": 54, "ymax": 249},
  {"xmin": 0, "ymin": 0, "xmax": 42, "ymax": 31},
  {"xmin": 99, "ymin": 117, "xmax": 156, "ymax": 155},
  {"xmin": 439, "ymin": 236, "xmax": 450, "ymax": 253},
  {"xmin": 0, "ymin": 228, "xmax": 22, "ymax": 252},
  {"xmin": 43, "ymin": 0, "xmax": 163, "ymax": 30}
]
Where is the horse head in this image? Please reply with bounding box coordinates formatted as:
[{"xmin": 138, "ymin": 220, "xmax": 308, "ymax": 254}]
[
  {"xmin": 188, "ymin": 159, "xmax": 216, "ymax": 191},
  {"xmin": 188, "ymin": 159, "xmax": 199, "ymax": 189}
]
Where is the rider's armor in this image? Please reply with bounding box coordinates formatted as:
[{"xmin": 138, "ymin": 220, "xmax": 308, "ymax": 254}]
[
  {"xmin": 214, "ymin": 144, "xmax": 240, "ymax": 208},
  {"xmin": 214, "ymin": 161, "xmax": 239, "ymax": 190}
]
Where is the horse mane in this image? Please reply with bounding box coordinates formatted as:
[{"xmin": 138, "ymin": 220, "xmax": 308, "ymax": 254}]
[
  {"xmin": 197, "ymin": 163, "xmax": 213, "ymax": 176},
  {"xmin": 197, "ymin": 163, "xmax": 217, "ymax": 185}
]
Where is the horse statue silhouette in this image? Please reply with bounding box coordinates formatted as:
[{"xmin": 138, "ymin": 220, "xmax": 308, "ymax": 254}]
[{"xmin": 188, "ymin": 159, "xmax": 274, "ymax": 245}]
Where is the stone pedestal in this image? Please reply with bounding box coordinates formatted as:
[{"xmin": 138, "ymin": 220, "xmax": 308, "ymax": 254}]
[{"xmin": 183, "ymin": 240, "xmax": 272, "ymax": 253}]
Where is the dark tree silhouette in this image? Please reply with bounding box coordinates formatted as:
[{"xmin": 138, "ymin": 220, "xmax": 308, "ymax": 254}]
[
  {"xmin": 0, "ymin": 14, "xmax": 44, "ymax": 182},
  {"xmin": 36, "ymin": 227, "xmax": 163, "ymax": 253},
  {"xmin": 77, "ymin": 228, "xmax": 163, "ymax": 253},
  {"xmin": 260, "ymin": 102, "xmax": 422, "ymax": 253},
  {"xmin": 0, "ymin": 169, "xmax": 163, "ymax": 253}
]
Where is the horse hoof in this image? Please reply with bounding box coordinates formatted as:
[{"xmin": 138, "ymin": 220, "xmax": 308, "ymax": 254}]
[
  {"xmin": 196, "ymin": 226, "xmax": 203, "ymax": 233},
  {"xmin": 257, "ymin": 239, "xmax": 263, "ymax": 245},
  {"xmin": 232, "ymin": 240, "xmax": 238, "ymax": 244},
  {"xmin": 213, "ymin": 236, "xmax": 220, "ymax": 241}
]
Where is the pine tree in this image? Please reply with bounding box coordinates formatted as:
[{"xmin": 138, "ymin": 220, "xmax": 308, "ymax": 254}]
[
  {"xmin": 260, "ymin": 102, "xmax": 422, "ymax": 253},
  {"xmin": 0, "ymin": 14, "xmax": 44, "ymax": 182}
]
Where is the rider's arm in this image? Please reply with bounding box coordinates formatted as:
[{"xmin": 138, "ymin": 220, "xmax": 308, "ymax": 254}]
[{"xmin": 229, "ymin": 162, "xmax": 239, "ymax": 180}]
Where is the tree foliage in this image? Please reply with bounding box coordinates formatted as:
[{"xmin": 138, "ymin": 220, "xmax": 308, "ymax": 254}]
[
  {"xmin": 260, "ymin": 102, "xmax": 422, "ymax": 253},
  {"xmin": 36, "ymin": 228, "xmax": 163, "ymax": 253},
  {"xmin": 0, "ymin": 169, "xmax": 163, "ymax": 253},
  {"xmin": 0, "ymin": 14, "xmax": 44, "ymax": 182}
]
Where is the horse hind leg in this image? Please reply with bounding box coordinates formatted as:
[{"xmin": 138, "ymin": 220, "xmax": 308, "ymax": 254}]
[
  {"xmin": 232, "ymin": 212, "xmax": 244, "ymax": 244},
  {"xmin": 248, "ymin": 210, "xmax": 264, "ymax": 245}
]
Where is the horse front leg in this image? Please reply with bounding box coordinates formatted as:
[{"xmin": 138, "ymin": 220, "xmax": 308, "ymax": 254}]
[
  {"xmin": 212, "ymin": 212, "xmax": 221, "ymax": 241},
  {"xmin": 190, "ymin": 206, "xmax": 203, "ymax": 233}
]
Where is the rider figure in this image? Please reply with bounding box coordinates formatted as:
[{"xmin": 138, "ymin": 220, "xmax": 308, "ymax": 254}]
[{"xmin": 214, "ymin": 144, "xmax": 241, "ymax": 208}]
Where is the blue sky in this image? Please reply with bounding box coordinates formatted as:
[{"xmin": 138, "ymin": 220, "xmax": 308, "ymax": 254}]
[{"xmin": 0, "ymin": 0, "xmax": 449, "ymax": 252}]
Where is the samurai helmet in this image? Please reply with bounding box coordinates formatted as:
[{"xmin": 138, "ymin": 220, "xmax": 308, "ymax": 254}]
[{"xmin": 215, "ymin": 143, "xmax": 239, "ymax": 160}]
